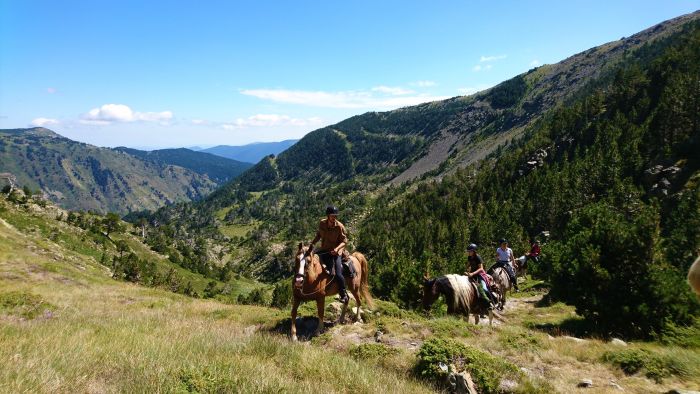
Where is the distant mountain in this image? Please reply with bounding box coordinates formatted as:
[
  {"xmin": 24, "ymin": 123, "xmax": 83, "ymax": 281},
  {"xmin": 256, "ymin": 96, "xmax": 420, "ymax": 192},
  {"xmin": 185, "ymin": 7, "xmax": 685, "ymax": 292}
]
[
  {"xmin": 200, "ymin": 140, "xmax": 298, "ymax": 164},
  {"xmin": 113, "ymin": 147, "xmax": 252, "ymax": 184},
  {"xmin": 0, "ymin": 128, "xmax": 222, "ymax": 214}
]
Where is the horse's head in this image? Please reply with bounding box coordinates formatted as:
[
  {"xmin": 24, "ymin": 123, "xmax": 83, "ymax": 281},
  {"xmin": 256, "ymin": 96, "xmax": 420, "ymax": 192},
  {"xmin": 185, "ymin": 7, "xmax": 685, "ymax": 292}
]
[
  {"xmin": 294, "ymin": 242, "xmax": 313, "ymax": 287},
  {"xmin": 422, "ymin": 274, "xmax": 439, "ymax": 311}
]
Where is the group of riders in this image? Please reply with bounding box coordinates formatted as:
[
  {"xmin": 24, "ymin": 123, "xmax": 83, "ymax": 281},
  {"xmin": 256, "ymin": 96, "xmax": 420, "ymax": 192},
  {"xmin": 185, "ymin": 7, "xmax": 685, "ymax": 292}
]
[
  {"xmin": 466, "ymin": 238, "xmax": 540, "ymax": 311},
  {"xmin": 306, "ymin": 205, "xmax": 541, "ymax": 310}
]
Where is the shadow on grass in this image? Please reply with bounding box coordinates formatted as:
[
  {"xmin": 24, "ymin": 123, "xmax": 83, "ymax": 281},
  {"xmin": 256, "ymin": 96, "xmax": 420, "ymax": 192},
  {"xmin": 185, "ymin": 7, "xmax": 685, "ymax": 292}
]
[
  {"xmin": 529, "ymin": 317, "xmax": 602, "ymax": 339},
  {"xmin": 268, "ymin": 316, "xmax": 337, "ymax": 341}
]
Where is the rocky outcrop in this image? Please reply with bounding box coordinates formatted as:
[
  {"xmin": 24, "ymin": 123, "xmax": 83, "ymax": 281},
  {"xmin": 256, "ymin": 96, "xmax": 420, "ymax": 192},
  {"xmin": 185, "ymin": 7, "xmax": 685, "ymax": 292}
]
[{"xmin": 643, "ymin": 164, "xmax": 682, "ymax": 197}]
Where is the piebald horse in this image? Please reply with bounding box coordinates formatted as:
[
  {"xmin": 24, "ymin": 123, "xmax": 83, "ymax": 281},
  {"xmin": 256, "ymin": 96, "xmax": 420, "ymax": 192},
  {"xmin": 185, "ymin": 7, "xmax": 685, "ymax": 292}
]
[
  {"xmin": 490, "ymin": 267, "xmax": 514, "ymax": 310},
  {"xmin": 291, "ymin": 244, "xmax": 373, "ymax": 341},
  {"xmin": 422, "ymin": 274, "xmax": 493, "ymax": 326}
]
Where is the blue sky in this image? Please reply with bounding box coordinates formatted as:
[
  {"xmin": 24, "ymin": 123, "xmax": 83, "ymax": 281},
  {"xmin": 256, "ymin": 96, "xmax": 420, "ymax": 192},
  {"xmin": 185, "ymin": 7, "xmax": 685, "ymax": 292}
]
[{"xmin": 1, "ymin": 1, "xmax": 698, "ymax": 149}]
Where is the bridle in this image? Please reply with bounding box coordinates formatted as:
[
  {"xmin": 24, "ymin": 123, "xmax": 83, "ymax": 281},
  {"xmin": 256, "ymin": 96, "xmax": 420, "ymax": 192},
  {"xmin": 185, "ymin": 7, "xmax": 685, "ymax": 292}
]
[{"xmin": 294, "ymin": 248, "xmax": 335, "ymax": 297}]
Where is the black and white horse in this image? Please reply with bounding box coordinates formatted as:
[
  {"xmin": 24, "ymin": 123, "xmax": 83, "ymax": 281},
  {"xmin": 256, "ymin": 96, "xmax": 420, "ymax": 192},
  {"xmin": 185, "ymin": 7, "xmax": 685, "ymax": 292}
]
[{"xmin": 422, "ymin": 274, "xmax": 493, "ymax": 326}]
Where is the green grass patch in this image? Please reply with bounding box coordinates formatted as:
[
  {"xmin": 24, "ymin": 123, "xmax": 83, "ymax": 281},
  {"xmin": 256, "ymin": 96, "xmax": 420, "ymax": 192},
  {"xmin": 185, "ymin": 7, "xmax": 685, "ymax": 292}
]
[
  {"xmin": 498, "ymin": 327, "xmax": 547, "ymax": 352},
  {"xmin": 219, "ymin": 222, "xmax": 258, "ymax": 238},
  {"xmin": 350, "ymin": 343, "xmax": 399, "ymax": 361},
  {"xmin": 0, "ymin": 290, "xmax": 55, "ymax": 319},
  {"xmin": 603, "ymin": 348, "xmax": 691, "ymax": 383},
  {"xmin": 426, "ymin": 316, "xmax": 477, "ymax": 338}
]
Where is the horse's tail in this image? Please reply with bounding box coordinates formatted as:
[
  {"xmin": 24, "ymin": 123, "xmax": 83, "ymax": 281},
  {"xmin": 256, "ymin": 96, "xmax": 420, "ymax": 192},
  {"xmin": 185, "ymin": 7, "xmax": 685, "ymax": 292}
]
[{"xmin": 354, "ymin": 252, "xmax": 374, "ymax": 309}]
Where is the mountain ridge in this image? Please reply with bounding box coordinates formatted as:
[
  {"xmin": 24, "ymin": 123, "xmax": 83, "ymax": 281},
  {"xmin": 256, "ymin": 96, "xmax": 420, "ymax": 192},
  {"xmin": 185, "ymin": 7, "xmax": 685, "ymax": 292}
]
[
  {"xmin": 200, "ymin": 139, "xmax": 298, "ymax": 164},
  {"xmin": 0, "ymin": 128, "xmax": 227, "ymax": 214}
]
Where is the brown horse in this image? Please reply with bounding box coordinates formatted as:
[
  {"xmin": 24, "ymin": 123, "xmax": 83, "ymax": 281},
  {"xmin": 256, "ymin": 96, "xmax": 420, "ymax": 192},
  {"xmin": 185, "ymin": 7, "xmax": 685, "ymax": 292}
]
[
  {"xmin": 490, "ymin": 267, "xmax": 513, "ymax": 310},
  {"xmin": 422, "ymin": 274, "xmax": 493, "ymax": 326},
  {"xmin": 290, "ymin": 243, "xmax": 373, "ymax": 341}
]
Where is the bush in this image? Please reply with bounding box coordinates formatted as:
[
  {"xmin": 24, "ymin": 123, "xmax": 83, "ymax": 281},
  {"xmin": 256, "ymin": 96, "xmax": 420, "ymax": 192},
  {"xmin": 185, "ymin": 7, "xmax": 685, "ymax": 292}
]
[
  {"xmin": 349, "ymin": 343, "xmax": 398, "ymax": 361},
  {"xmin": 270, "ymin": 280, "xmax": 292, "ymax": 308},
  {"xmin": 238, "ymin": 287, "xmax": 270, "ymax": 306},
  {"xmin": 0, "ymin": 291, "xmax": 54, "ymax": 319},
  {"xmin": 548, "ymin": 202, "xmax": 699, "ymax": 338},
  {"xmin": 603, "ymin": 348, "xmax": 690, "ymax": 383},
  {"xmin": 415, "ymin": 338, "xmax": 520, "ymax": 393}
]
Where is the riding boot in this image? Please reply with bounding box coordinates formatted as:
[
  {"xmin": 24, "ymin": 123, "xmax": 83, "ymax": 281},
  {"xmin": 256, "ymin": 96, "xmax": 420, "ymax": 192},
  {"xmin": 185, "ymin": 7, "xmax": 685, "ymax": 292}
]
[{"xmin": 334, "ymin": 255, "xmax": 349, "ymax": 303}]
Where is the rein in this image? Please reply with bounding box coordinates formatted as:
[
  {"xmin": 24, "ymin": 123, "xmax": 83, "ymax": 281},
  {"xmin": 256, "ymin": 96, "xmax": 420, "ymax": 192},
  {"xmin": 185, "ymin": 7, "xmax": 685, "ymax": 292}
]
[{"xmin": 296, "ymin": 251, "xmax": 336, "ymax": 297}]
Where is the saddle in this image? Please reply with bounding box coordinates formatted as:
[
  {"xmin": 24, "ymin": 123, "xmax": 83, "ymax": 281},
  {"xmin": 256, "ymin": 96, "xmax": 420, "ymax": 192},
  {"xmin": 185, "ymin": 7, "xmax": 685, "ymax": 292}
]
[{"xmin": 320, "ymin": 250, "xmax": 356, "ymax": 278}]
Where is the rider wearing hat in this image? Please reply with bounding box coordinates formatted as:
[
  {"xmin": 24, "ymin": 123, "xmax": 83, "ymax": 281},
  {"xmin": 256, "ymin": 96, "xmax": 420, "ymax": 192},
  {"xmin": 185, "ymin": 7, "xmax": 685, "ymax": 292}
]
[
  {"xmin": 465, "ymin": 243, "xmax": 498, "ymax": 309},
  {"xmin": 309, "ymin": 205, "xmax": 349, "ymax": 303},
  {"xmin": 491, "ymin": 238, "xmax": 520, "ymax": 292}
]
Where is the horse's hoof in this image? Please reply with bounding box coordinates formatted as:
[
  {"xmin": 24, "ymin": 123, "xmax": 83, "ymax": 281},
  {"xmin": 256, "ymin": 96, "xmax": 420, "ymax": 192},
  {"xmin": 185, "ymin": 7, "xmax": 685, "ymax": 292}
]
[{"xmin": 291, "ymin": 335, "xmax": 298, "ymax": 342}]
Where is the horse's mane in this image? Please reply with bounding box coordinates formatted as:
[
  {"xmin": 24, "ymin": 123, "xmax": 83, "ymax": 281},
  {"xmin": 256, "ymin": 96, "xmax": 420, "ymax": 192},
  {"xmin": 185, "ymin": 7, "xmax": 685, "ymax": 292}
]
[{"xmin": 440, "ymin": 274, "xmax": 476, "ymax": 313}]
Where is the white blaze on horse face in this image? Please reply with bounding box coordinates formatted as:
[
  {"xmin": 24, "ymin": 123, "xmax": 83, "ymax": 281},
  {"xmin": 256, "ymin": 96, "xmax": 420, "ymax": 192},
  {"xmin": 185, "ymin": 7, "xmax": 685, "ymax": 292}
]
[{"xmin": 297, "ymin": 253, "xmax": 306, "ymax": 280}]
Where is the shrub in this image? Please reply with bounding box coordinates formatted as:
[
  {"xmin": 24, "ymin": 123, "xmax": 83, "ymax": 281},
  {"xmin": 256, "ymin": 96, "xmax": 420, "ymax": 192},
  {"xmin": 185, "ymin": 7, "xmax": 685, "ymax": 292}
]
[
  {"xmin": 603, "ymin": 348, "xmax": 690, "ymax": 383},
  {"xmin": 0, "ymin": 291, "xmax": 54, "ymax": 319},
  {"xmin": 415, "ymin": 338, "xmax": 520, "ymax": 393},
  {"xmin": 548, "ymin": 202, "xmax": 699, "ymax": 338},
  {"xmin": 270, "ymin": 280, "xmax": 292, "ymax": 308}
]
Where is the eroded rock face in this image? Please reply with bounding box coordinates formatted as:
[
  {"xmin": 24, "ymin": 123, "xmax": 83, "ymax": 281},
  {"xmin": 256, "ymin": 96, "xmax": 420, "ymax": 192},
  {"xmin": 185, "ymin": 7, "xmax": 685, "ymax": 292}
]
[{"xmin": 645, "ymin": 164, "xmax": 683, "ymax": 197}]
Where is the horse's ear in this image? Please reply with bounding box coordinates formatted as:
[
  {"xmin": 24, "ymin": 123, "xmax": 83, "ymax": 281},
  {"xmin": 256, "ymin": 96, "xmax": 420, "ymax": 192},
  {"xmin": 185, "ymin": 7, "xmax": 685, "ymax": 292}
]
[
  {"xmin": 423, "ymin": 271, "xmax": 430, "ymax": 280},
  {"xmin": 297, "ymin": 242, "xmax": 303, "ymax": 251}
]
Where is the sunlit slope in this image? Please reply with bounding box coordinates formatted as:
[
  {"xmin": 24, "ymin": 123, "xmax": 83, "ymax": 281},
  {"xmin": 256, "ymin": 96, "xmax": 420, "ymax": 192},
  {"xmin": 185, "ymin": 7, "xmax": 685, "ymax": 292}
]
[{"xmin": 0, "ymin": 199, "xmax": 432, "ymax": 393}]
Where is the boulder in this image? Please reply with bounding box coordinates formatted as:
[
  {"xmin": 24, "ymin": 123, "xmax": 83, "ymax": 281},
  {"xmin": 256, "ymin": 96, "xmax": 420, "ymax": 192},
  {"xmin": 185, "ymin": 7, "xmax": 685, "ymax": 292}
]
[
  {"xmin": 610, "ymin": 338, "xmax": 627, "ymax": 346},
  {"xmin": 577, "ymin": 379, "xmax": 593, "ymax": 388}
]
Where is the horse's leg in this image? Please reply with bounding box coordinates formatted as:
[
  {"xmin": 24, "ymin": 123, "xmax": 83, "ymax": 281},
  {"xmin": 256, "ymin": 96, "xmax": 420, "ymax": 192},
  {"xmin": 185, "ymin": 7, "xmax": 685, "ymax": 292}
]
[
  {"xmin": 488, "ymin": 310, "xmax": 493, "ymax": 327},
  {"xmin": 290, "ymin": 297, "xmax": 300, "ymax": 341},
  {"xmin": 473, "ymin": 311, "xmax": 479, "ymax": 325},
  {"xmin": 313, "ymin": 297, "xmax": 325, "ymax": 337},
  {"xmin": 351, "ymin": 288, "xmax": 362, "ymax": 322},
  {"xmin": 339, "ymin": 295, "xmax": 349, "ymax": 324}
]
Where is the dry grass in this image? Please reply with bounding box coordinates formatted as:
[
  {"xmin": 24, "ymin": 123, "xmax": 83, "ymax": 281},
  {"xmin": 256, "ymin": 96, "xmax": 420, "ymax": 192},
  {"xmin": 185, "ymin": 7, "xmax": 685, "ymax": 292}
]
[{"xmin": 0, "ymin": 203, "xmax": 432, "ymax": 393}]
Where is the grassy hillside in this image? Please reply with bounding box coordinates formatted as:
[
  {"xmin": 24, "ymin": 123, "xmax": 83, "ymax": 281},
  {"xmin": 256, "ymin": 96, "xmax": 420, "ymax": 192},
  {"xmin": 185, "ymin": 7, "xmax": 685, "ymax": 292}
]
[
  {"xmin": 1, "ymin": 193, "xmax": 698, "ymax": 392},
  {"xmin": 0, "ymin": 128, "xmax": 219, "ymax": 214},
  {"xmin": 113, "ymin": 146, "xmax": 252, "ymax": 183},
  {"xmin": 0, "ymin": 198, "xmax": 434, "ymax": 392}
]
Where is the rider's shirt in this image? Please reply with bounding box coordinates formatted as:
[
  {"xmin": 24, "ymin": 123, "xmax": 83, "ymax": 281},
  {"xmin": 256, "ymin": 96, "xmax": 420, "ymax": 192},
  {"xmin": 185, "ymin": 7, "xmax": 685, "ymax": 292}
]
[
  {"xmin": 467, "ymin": 254, "xmax": 485, "ymax": 273},
  {"xmin": 317, "ymin": 218, "xmax": 347, "ymax": 252},
  {"xmin": 530, "ymin": 244, "xmax": 541, "ymax": 257},
  {"xmin": 496, "ymin": 247, "xmax": 513, "ymax": 262}
]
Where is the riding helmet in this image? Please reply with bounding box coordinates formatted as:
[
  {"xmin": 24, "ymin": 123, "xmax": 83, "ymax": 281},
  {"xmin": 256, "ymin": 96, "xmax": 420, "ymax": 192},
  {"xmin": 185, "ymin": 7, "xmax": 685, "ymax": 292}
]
[
  {"xmin": 326, "ymin": 205, "xmax": 339, "ymax": 215},
  {"xmin": 467, "ymin": 243, "xmax": 478, "ymax": 251},
  {"xmin": 499, "ymin": 238, "xmax": 508, "ymax": 244}
]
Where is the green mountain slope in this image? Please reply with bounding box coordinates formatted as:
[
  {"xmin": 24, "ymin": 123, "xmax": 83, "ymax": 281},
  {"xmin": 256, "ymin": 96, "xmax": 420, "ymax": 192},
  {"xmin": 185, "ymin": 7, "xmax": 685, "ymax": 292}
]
[
  {"xmin": 357, "ymin": 18, "xmax": 700, "ymax": 337},
  {"xmin": 113, "ymin": 146, "xmax": 253, "ymax": 183},
  {"xmin": 0, "ymin": 128, "xmax": 220, "ymax": 214},
  {"xmin": 141, "ymin": 11, "xmax": 700, "ymax": 286}
]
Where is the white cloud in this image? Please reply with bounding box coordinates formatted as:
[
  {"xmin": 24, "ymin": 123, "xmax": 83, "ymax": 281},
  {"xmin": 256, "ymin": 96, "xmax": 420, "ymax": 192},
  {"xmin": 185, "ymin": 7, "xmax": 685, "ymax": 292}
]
[
  {"xmin": 30, "ymin": 118, "xmax": 60, "ymax": 127},
  {"xmin": 46, "ymin": 88, "xmax": 57, "ymax": 94},
  {"xmin": 371, "ymin": 85, "xmax": 415, "ymax": 95},
  {"xmin": 80, "ymin": 104, "xmax": 173, "ymax": 125},
  {"xmin": 410, "ymin": 80, "xmax": 436, "ymax": 87},
  {"xmin": 191, "ymin": 119, "xmax": 209, "ymax": 125},
  {"xmin": 472, "ymin": 64, "xmax": 492, "ymax": 72},
  {"xmin": 240, "ymin": 88, "xmax": 449, "ymax": 109},
  {"xmin": 480, "ymin": 54, "xmax": 507, "ymax": 62},
  {"xmin": 221, "ymin": 114, "xmax": 325, "ymax": 130},
  {"xmin": 529, "ymin": 59, "xmax": 541, "ymax": 67}
]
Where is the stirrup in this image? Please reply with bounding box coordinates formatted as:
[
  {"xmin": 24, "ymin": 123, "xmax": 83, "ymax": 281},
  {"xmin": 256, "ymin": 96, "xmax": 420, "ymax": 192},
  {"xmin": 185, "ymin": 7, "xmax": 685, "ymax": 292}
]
[{"xmin": 338, "ymin": 292, "xmax": 349, "ymax": 303}]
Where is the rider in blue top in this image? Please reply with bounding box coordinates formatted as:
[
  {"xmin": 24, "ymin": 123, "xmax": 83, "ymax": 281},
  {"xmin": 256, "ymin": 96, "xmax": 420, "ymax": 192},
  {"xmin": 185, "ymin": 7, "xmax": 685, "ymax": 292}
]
[{"xmin": 491, "ymin": 238, "xmax": 520, "ymax": 292}]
